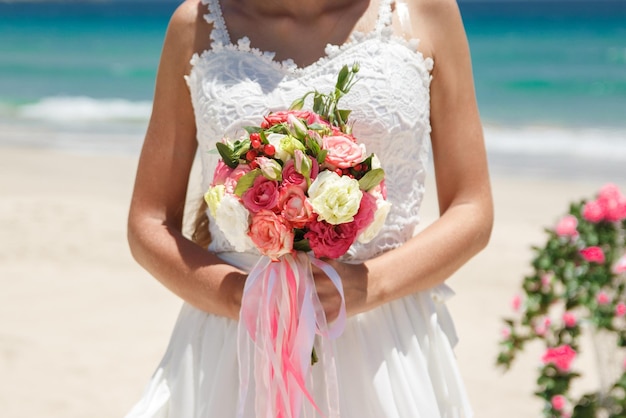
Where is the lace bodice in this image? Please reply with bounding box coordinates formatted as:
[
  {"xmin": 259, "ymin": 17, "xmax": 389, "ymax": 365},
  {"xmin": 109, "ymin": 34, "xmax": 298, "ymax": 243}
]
[{"xmin": 185, "ymin": 0, "xmax": 434, "ymax": 262}]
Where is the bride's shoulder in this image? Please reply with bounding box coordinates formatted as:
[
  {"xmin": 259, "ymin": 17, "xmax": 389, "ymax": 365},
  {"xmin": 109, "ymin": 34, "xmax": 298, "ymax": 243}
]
[
  {"xmin": 404, "ymin": 0, "xmax": 470, "ymax": 64},
  {"xmin": 164, "ymin": 0, "xmax": 213, "ymax": 58}
]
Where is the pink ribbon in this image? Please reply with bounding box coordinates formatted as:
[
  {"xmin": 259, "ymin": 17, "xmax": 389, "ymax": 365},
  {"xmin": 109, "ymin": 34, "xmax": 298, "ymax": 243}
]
[{"xmin": 237, "ymin": 252, "xmax": 346, "ymax": 418}]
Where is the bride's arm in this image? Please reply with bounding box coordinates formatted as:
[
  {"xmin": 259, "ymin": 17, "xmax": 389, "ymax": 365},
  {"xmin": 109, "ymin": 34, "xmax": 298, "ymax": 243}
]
[
  {"xmin": 127, "ymin": 1, "xmax": 245, "ymax": 320},
  {"xmin": 316, "ymin": 0, "xmax": 493, "ymax": 319}
]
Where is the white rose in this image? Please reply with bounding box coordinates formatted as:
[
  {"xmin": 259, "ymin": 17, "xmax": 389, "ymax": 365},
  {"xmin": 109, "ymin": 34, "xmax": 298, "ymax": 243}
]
[
  {"xmin": 357, "ymin": 197, "xmax": 392, "ymax": 243},
  {"xmin": 215, "ymin": 194, "xmax": 253, "ymax": 252},
  {"xmin": 266, "ymin": 133, "xmax": 290, "ymax": 162},
  {"xmin": 308, "ymin": 171, "xmax": 362, "ymax": 225}
]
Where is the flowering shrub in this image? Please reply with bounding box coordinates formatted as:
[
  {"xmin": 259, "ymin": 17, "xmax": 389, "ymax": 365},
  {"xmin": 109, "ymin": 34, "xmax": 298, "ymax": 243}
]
[{"xmin": 497, "ymin": 184, "xmax": 626, "ymax": 417}]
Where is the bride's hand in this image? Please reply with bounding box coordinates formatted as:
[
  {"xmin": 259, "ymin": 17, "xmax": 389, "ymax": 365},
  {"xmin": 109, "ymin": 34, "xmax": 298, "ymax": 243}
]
[{"xmin": 312, "ymin": 259, "xmax": 370, "ymax": 321}]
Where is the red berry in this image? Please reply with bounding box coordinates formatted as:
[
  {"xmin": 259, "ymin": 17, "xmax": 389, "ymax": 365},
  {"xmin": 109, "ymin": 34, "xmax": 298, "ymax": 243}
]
[
  {"xmin": 334, "ymin": 168, "xmax": 343, "ymax": 176},
  {"xmin": 251, "ymin": 138, "xmax": 261, "ymax": 149},
  {"xmin": 249, "ymin": 160, "xmax": 259, "ymax": 169},
  {"xmin": 264, "ymin": 144, "xmax": 276, "ymax": 156},
  {"xmin": 246, "ymin": 150, "xmax": 258, "ymax": 162},
  {"xmin": 250, "ymin": 132, "xmax": 261, "ymax": 142},
  {"xmin": 354, "ymin": 163, "xmax": 363, "ymax": 172}
]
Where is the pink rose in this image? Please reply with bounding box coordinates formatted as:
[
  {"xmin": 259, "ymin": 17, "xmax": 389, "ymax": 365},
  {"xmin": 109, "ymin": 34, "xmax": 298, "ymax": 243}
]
[
  {"xmin": 562, "ymin": 312, "xmax": 577, "ymax": 328},
  {"xmin": 281, "ymin": 159, "xmax": 319, "ymax": 192},
  {"xmin": 261, "ymin": 110, "xmax": 316, "ymax": 129},
  {"xmin": 212, "ymin": 159, "xmax": 233, "ymax": 186},
  {"xmin": 542, "ymin": 345, "xmax": 577, "ymax": 372},
  {"xmin": 241, "ymin": 175, "xmax": 280, "ymax": 213},
  {"xmin": 580, "ymin": 246, "xmax": 605, "ymax": 264},
  {"xmin": 322, "ymin": 134, "xmax": 365, "ymax": 169},
  {"xmin": 613, "ymin": 254, "xmax": 626, "ymax": 274},
  {"xmin": 248, "ymin": 210, "xmax": 294, "ymax": 260},
  {"xmin": 615, "ymin": 302, "xmax": 626, "ymax": 317},
  {"xmin": 582, "ymin": 200, "xmax": 605, "ymax": 223},
  {"xmin": 352, "ymin": 192, "xmax": 377, "ymax": 234},
  {"xmin": 541, "ymin": 274, "xmax": 553, "ymax": 287},
  {"xmin": 551, "ymin": 395, "xmax": 566, "ymax": 411},
  {"xmin": 277, "ymin": 185, "xmax": 315, "ymax": 228},
  {"xmin": 305, "ymin": 217, "xmax": 359, "ymax": 259},
  {"xmin": 597, "ymin": 291, "xmax": 610, "ymax": 305},
  {"xmin": 224, "ymin": 164, "xmax": 252, "ymax": 194},
  {"xmin": 555, "ymin": 215, "xmax": 578, "ymax": 238}
]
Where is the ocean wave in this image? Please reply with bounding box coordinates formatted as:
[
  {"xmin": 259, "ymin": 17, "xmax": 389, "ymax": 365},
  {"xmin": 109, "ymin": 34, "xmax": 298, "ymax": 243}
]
[
  {"xmin": 484, "ymin": 125, "xmax": 626, "ymax": 161},
  {"xmin": 14, "ymin": 96, "xmax": 152, "ymax": 124}
]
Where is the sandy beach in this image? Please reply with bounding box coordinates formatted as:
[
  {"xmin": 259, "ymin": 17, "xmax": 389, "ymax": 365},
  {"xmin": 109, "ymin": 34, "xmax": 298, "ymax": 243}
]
[{"xmin": 1, "ymin": 143, "xmax": 625, "ymax": 417}]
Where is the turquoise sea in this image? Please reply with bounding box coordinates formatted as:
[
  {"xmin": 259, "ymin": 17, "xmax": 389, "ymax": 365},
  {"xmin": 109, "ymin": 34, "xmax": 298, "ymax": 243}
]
[{"xmin": 1, "ymin": 0, "xmax": 625, "ymax": 171}]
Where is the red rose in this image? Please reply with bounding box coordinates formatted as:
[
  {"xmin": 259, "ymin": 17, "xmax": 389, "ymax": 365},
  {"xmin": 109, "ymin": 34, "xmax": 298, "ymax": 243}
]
[
  {"xmin": 305, "ymin": 217, "xmax": 359, "ymax": 259},
  {"xmin": 352, "ymin": 191, "xmax": 377, "ymax": 234}
]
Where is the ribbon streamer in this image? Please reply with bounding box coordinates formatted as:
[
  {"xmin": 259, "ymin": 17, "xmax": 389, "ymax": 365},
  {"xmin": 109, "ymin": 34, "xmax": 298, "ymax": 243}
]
[{"xmin": 237, "ymin": 252, "xmax": 346, "ymax": 418}]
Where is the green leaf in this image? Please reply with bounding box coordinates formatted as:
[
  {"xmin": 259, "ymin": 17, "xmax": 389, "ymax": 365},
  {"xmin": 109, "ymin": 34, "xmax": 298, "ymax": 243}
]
[
  {"xmin": 358, "ymin": 168, "xmax": 385, "ymax": 191},
  {"xmin": 336, "ymin": 109, "xmax": 352, "ymax": 126},
  {"xmin": 244, "ymin": 126, "xmax": 261, "ymax": 134},
  {"xmin": 216, "ymin": 142, "xmax": 239, "ymax": 168},
  {"xmin": 316, "ymin": 149, "xmax": 327, "ymax": 165},
  {"xmin": 293, "ymin": 239, "xmax": 311, "ymax": 252},
  {"xmin": 234, "ymin": 169, "xmax": 261, "ymax": 197}
]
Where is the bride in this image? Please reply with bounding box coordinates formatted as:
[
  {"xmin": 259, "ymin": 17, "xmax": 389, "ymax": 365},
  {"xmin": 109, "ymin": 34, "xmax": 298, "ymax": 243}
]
[{"xmin": 125, "ymin": 0, "xmax": 493, "ymax": 416}]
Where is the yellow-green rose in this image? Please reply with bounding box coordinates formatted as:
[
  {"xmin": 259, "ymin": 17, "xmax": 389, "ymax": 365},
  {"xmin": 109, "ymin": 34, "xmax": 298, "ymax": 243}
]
[{"xmin": 204, "ymin": 185, "xmax": 225, "ymax": 218}]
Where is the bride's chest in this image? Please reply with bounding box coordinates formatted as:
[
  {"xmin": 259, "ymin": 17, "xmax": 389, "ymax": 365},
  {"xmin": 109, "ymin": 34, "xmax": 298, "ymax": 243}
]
[{"xmin": 186, "ymin": 36, "xmax": 433, "ymax": 143}]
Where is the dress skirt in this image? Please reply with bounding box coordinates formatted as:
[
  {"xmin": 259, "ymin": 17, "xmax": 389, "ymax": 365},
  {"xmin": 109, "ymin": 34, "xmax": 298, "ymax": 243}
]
[{"xmin": 125, "ymin": 252, "xmax": 473, "ymax": 418}]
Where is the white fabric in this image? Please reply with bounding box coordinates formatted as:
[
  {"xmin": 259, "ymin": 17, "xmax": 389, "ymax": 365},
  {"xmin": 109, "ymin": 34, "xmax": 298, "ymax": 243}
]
[{"xmin": 126, "ymin": 0, "xmax": 473, "ymax": 416}]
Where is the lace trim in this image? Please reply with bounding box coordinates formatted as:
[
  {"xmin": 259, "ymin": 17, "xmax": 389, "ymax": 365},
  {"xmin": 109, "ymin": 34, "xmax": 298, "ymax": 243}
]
[
  {"xmin": 194, "ymin": 0, "xmax": 433, "ymax": 75},
  {"xmin": 203, "ymin": 0, "xmax": 230, "ymax": 48}
]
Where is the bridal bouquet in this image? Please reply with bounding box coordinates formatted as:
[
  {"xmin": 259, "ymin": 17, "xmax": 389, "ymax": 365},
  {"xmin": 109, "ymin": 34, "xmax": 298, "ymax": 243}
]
[
  {"xmin": 497, "ymin": 184, "xmax": 626, "ymax": 418},
  {"xmin": 204, "ymin": 64, "xmax": 390, "ymax": 418}
]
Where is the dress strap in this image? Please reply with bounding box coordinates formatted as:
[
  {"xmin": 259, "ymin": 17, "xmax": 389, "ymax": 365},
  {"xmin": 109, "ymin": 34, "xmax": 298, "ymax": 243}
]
[
  {"xmin": 375, "ymin": 0, "xmax": 414, "ymax": 38},
  {"xmin": 374, "ymin": 0, "xmax": 395, "ymax": 33},
  {"xmin": 202, "ymin": 0, "xmax": 232, "ymax": 46}
]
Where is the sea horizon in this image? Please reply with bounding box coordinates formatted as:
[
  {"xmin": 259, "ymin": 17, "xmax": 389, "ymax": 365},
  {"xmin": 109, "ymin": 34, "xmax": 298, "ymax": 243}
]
[{"xmin": 0, "ymin": 0, "xmax": 625, "ymax": 180}]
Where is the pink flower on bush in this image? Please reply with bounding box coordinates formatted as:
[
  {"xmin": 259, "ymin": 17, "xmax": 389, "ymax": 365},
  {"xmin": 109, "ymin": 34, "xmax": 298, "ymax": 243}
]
[
  {"xmin": 277, "ymin": 185, "xmax": 315, "ymax": 228},
  {"xmin": 555, "ymin": 215, "xmax": 578, "ymax": 238},
  {"xmin": 582, "ymin": 200, "xmax": 605, "ymax": 223},
  {"xmin": 535, "ymin": 317, "xmax": 551, "ymax": 336},
  {"xmin": 542, "ymin": 345, "xmax": 577, "ymax": 372},
  {"xmin": 305, "ymin": 217, "xmax": 359, "ymax": 259},
  {"xmin": 615, "ymin": 302, "xmax": 626, "ymax": 317},
  {"xmin": 322, "ymin": 134, "xmax": 365, "ymax": 169},
  {"xmin": 511, "ymin": 294, "xmax": 522, "ymax": 312},
  {"xmin": 562, "ymin": 312, "xmax": 577, "ymax": 328},
  {"xmin": 596, "ymin": 291, "xmax": 610, "ymax": 305},
  {"xmin": 248, "ymin": 210, "xmax": 294, "ymax": 260},
  {"xmin": 580, "ymin": 246, "xmax": 605, "ymax": 264},
  {"xmin": 551, "ymin": 395, "xmax": 566, "ymax": 411},
  {"xmin": 501, "ymin": 327, "xmax": 511, "ymax": 339},
  {"xmin": 242, "ymin": 175, "xmax": 280, "ymax": 213},
  {"xmin": 613, "ymin": 254, "xmax": 626, "ymax": 274},
  {"xmin": 597, "ymin": 183, "xmax": 626, "ymax": 222}
]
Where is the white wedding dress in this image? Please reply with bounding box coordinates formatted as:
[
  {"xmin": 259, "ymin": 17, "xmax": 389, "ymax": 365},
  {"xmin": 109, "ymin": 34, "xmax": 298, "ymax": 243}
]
[{"xmin": 126, "ymin": 0, "xmax": 473, "ymax": 416}]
